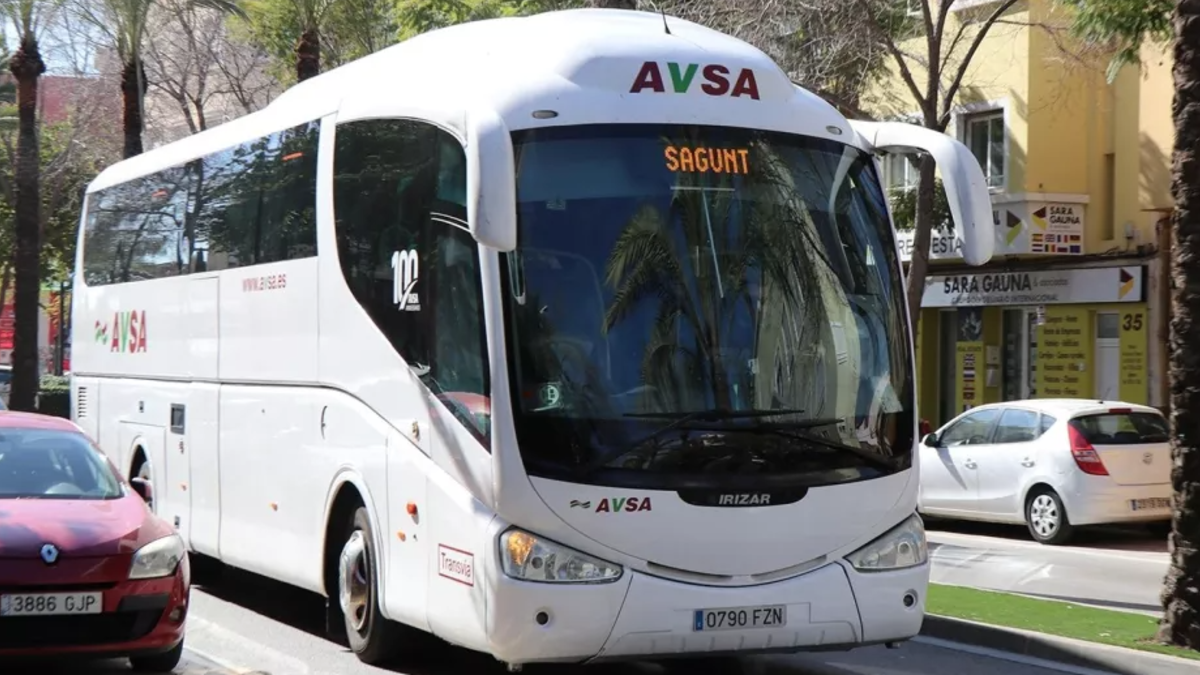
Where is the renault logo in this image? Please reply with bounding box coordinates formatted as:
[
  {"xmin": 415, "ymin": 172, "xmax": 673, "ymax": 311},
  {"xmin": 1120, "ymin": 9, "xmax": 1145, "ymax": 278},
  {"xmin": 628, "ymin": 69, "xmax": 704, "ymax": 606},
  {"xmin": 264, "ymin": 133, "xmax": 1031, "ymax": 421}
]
[
  {"xmin": 1143, "ymin": 452, "xmax": 1154, "ymax": 465},
  {"xmin": 39, "ymin": 544, "xmax": 59, "ymax": 565}
]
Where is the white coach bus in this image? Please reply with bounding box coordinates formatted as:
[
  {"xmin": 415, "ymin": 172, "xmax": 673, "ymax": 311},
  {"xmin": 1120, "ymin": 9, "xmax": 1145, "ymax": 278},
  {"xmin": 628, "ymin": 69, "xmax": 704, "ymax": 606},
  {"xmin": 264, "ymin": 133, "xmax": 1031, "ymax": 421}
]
[{"xmin": 70, "ymin": 8, "xmax": 995, "ymax": 670}]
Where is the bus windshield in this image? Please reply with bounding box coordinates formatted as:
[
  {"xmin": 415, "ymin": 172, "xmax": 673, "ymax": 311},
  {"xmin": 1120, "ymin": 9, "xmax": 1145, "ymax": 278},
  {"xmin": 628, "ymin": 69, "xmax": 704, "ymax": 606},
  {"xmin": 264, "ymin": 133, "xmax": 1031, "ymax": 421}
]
[{"xmin": 501, "ymin": 124, "xmax": 914, "ymax": 489}]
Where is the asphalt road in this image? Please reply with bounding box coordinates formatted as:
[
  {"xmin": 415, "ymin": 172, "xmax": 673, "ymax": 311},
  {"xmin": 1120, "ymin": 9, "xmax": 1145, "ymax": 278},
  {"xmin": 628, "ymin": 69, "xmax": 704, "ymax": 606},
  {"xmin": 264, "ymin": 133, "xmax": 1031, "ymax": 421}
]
[
  {"xmin": 181, "ymin": 569, "xmax": 1095, "ymax": 675},
  {"xmin": 9, "ymin": 521, "xmax": 1163, "ymax": 675},
  {"xmin": 926, "ymin": 519, "xmax": 1168, "ymax": 615},
  {"xmin": 28, "ymin": 565, "xmax": 1098, "ymax": 675}
]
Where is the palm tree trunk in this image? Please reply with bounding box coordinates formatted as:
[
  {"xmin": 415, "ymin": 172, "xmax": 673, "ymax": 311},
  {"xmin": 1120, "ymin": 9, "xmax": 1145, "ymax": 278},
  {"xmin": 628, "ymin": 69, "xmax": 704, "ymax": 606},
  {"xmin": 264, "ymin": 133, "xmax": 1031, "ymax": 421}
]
[
  {"xmin": 1160, "ymin": 0, "xmax": 1200, "ymax": 650},
  {"xmin": 296, "ymin": 27, "xmax": 320, "ymax": 82},
  {"xmin": 7, "ymin": 37, "xmax": 45, "ymax": 412},
  {"xmin": 121, "ymin": 58, "xmax": 148, "ymax": 158}
]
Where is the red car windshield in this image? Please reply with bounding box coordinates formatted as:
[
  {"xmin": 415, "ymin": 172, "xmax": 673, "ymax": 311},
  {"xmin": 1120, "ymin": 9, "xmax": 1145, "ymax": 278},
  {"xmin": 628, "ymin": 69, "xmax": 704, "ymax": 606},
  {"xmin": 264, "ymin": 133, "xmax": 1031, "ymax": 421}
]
[{"xmin": 0, "ymin": 429, "xmax": 122, "ymax": 499}]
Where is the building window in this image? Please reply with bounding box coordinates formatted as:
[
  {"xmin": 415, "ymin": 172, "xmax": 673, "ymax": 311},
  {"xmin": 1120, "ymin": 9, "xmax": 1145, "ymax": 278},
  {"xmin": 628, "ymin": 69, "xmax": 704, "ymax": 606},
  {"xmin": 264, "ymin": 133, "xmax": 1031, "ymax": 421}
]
[
  {"xmin": 885, "ymin": 154, "xmax": 919, "ymax": 191},
  {"xmin": 964, "ymin": 111, "xmax": 1005, "ymax": 190}
]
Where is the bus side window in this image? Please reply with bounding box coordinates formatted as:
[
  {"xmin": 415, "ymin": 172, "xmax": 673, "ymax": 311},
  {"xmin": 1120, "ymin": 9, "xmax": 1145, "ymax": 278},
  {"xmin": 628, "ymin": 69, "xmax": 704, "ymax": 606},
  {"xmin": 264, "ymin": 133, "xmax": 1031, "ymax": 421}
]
[{"xmin": 333, "ymin": 119, "xmax": 492, "ymax": 448}]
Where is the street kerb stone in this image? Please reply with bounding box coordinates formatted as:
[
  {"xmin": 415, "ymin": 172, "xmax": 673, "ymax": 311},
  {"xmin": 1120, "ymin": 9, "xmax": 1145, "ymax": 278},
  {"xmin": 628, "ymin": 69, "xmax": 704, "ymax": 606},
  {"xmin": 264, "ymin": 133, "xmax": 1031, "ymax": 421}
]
[{"xmin": 921, "ymin": 614, "xmax": 1200, "ymax": 675}]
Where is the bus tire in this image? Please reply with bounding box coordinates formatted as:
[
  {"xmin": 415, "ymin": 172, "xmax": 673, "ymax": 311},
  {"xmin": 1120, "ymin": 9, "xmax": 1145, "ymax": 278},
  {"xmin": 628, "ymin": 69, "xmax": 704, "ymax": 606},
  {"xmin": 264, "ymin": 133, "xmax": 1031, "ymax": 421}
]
[{"xmin": 339, "ymin": 506, "xmax": 400, "ymax": 664}]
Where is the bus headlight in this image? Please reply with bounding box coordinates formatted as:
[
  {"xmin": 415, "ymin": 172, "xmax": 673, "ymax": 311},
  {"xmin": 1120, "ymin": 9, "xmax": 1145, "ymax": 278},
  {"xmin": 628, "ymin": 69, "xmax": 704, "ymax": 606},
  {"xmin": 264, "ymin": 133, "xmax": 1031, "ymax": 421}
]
[
  {"xmin": 129, "ymin": 534, "xmax": 186, "ymax": 580},
  {"xmin": 845, "ymin": 514, "xmax": 928, "ymax": 572},
  {"xmin": 500, "ymin": 528, "xmax": 622, "ymax": 583}
]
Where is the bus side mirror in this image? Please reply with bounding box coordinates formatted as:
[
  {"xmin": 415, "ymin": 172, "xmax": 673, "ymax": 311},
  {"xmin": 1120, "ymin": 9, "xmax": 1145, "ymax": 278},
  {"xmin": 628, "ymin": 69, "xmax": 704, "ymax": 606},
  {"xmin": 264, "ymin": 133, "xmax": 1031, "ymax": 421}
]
[
  {"xmin": 467, "ymin": 107, "xmax": 517, "ymax": 252},
  {"xmin": 849, "ymin": 120, "xmax": 995, "ymax": 267}
]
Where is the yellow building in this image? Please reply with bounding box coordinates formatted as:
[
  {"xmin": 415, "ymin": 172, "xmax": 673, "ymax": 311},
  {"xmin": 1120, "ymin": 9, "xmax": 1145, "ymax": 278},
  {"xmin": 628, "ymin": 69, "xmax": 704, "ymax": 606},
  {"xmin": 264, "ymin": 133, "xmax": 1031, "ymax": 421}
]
[{"xmin": 873, "ymin": 1, "xmax": 1172, "ymax": 428}]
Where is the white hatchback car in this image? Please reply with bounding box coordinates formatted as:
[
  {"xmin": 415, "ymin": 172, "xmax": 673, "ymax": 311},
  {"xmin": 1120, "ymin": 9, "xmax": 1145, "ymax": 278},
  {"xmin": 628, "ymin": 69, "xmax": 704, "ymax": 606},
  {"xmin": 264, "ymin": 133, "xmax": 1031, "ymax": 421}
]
[{"xmin": 918, "ymin": 399, "xmax": 1172, "ymax": 545}]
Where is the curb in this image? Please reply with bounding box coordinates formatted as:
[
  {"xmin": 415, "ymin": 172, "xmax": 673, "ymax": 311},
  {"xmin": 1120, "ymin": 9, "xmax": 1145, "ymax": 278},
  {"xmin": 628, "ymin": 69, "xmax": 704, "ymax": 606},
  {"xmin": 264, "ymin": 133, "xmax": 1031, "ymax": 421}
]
[{"xmin": 921, "ymin": 614, "xmax": 1200, "ymax": 675}]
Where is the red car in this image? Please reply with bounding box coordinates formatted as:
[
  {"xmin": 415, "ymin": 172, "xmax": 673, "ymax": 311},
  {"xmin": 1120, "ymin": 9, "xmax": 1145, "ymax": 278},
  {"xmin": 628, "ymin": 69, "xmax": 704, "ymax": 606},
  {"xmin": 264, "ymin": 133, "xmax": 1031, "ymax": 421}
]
[{"xmin": 0, "ymin": 412, "xmax": 189, "ymax": 672}]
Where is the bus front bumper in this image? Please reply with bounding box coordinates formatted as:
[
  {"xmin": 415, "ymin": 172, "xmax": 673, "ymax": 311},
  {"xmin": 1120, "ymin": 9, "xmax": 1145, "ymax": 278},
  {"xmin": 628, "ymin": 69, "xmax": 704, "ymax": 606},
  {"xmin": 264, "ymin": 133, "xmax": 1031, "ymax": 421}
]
[{"xmin": 486, "ymin": 559, "xmax": 929, "ymax": 664}]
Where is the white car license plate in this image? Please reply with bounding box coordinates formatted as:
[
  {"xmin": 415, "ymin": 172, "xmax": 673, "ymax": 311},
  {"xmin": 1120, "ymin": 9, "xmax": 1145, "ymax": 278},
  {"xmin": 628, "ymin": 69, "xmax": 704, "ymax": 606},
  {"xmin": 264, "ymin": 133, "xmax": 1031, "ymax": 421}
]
[
  {"xmin": 0, "ymin": 591, "xmax": 102, "ymax": 616},
  {"xmin": 693, "ymin": 604, "xmax": 786, "ymax": 631},
  {"xmin": 1131, "ymin": 498, "xmax": 1171, "ymax": 511}
]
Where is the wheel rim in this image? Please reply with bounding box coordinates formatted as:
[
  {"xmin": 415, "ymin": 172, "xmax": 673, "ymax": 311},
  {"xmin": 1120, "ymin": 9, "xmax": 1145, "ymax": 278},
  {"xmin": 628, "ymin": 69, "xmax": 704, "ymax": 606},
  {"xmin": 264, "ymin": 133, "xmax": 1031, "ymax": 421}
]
[
  {"xmin": 338, "ymin": 530, "xmax": 371, "ymax": 634},
  {"xmin": 1030, "ymin": 494, "xmax": 1060, "ymax": 538},
  {"xmin": 137, "ymin": 461, "xmax": 154, "ymax": 511}
]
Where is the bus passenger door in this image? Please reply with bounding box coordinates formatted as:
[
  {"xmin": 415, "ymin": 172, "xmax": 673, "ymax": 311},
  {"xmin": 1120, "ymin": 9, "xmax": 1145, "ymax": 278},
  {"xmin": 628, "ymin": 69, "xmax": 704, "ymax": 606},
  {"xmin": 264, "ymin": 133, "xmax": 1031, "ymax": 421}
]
[{"xmin": 384, "ymin": 425, "xmax": 430, "ymax": 633}]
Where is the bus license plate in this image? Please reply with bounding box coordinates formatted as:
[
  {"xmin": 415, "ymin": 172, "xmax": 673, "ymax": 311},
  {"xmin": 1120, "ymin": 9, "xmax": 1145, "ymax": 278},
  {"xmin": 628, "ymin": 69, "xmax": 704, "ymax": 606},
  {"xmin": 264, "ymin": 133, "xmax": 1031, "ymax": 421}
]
[
  {"xmin": 0, "ymin": 591, "xmax": 103, "ymax": 616},
  {"xmin": 693, "ymin": 604, "xmax": 786, "ymax": 631},
  {"xmin": 1131, "ymin": 498, "xmax": 1170, "ymax": 511}
]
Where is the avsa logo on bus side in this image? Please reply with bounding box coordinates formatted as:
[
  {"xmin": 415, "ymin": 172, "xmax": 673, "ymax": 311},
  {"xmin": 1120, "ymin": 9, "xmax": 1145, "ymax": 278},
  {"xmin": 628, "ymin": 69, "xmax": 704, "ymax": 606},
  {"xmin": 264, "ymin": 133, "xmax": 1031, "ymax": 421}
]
[
  {"xmin": 94, "ymin": 310, "xmax": 148, "ymax": 353},
  {"xmin": 630, "ymin": 62, "xmax": 760, "ymax": 100}
]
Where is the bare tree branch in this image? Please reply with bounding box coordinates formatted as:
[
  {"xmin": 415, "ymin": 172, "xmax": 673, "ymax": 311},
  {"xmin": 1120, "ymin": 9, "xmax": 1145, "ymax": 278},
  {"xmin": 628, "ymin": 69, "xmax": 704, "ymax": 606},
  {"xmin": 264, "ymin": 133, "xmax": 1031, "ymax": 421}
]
[
  {"xmin": 938, "ymin": 0, "xmax": 1021, "ymax": 127},
  {"xmin": 142, "ymin": 0, "xmax": 279, "ymax": 145}
]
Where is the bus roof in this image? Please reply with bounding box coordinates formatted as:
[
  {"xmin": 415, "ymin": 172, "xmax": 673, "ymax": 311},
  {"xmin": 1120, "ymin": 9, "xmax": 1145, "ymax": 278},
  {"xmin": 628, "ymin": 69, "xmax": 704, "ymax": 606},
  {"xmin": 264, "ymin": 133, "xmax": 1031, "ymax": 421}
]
[{"xmin": 87, "ymin": 9, "xmax": 854, "ymax": 193}]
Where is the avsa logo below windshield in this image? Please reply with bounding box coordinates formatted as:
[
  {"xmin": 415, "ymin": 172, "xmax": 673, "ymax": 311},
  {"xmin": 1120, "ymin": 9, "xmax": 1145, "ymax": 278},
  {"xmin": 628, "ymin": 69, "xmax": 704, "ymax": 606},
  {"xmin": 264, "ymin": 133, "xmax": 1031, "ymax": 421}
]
[
  {"xmin": 630, "ymin": 61, "xmax": 760, "ymax": 100},
  {"xmin": 571, "ymin": 497, "xmax": 652, "ymax": 513}
]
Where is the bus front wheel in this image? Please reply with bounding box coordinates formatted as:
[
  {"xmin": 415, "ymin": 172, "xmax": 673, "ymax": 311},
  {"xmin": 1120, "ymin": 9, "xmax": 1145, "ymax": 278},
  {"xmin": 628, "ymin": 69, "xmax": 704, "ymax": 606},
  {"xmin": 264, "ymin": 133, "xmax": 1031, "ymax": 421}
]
[{"xmin": 339, "ymin": 506, "xmax": 400, "ymax": 664}]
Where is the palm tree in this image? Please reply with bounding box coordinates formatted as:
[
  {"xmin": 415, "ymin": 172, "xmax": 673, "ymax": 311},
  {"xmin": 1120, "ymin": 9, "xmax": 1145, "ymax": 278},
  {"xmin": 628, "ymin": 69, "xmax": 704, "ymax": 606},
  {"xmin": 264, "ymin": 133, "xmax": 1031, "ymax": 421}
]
[
  {"xmin": 602, "ymin": 131, "xmax": 839, "ymax": 417},
  {"xmin": 1161, "ymin": 0, "xmax": 1200, "ymax": 651},
  {"xmin": 0, "ymin": 0, "xmax": 53, "ymax": 412},
  {"xmin": 242, "ymin": 0, "xmax": 336, "ymax": 82},
  {"xmin": 77, "ymin": 0, "xmax": 243, "ymax": 158}
]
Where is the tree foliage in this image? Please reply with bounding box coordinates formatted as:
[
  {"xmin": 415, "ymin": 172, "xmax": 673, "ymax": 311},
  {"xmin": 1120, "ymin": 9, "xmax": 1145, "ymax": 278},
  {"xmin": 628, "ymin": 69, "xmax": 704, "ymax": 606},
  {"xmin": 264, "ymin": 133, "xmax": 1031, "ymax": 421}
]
[
  {"xmin": 1059, "ymin": 0, "xmax": 1172, "ymax": 82},
  {"xmin": 237, "ymin": 0, "xmax": 399, "ymax": 82},
  {"xmin": 888, "ymin": 177, "xmax": 952, "ymax": 232},
  {"xmin": 859, "ymin": 0, "xmax": 1022, "ymax": 333}
]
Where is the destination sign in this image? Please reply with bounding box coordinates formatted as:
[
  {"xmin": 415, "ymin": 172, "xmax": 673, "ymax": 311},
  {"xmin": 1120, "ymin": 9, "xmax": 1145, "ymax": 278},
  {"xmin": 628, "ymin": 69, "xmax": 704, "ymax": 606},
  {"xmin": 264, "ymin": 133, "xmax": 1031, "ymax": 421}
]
[{"xmin": 664, "ymin": 145, "xmax": 750, "ymax": 175}]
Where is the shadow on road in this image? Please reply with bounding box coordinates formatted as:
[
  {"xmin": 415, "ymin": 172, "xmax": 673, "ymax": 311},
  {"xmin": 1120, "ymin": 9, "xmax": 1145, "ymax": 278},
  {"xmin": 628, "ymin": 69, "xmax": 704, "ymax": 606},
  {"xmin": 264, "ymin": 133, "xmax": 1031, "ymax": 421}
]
[
  {"xmin": 926, "ymin": 518, "xmax": 1168, "ymax": 553},
  {"xmin": 191, "ymin": 561, "xmax": 654, "ymax": 675},
  {"xmin": 0, "ymin": 658, "xmax": 137, "ymax": 674}
]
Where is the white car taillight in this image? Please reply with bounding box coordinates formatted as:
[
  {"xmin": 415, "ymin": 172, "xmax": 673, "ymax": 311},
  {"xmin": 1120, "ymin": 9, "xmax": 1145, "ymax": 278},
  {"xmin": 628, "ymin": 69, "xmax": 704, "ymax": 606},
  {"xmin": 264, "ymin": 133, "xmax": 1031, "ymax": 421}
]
[{"xmin": 1068, "ymin": 422, "xmax": 1109, "ymax": 476}]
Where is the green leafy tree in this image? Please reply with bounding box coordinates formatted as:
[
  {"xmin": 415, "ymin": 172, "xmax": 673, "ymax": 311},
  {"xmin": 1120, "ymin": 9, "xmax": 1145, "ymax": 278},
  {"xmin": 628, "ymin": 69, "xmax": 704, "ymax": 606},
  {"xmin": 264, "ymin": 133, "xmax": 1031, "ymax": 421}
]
[
  {"xmin": 395, "ymin": 0, "xmax": 518, "ymax": 37},
  {"xmin": 888, "ymin": 176, "xmax": 951, "ymax": 232},
  {"xmin": 238, "ymin": 0, "xmax": 402, "ymax": 83},
  {"xmin": 1059, "ymin": 0, "xmax": 1172, "ymax": 82}
]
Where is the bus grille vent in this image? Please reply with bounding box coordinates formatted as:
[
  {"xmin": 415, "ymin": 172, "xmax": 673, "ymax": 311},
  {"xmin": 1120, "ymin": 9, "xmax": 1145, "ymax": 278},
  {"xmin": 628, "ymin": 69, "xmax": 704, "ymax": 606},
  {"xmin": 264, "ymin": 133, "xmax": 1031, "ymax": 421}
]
[{"xmin": 76, "ymin": 387, "xmax": 88, "ymax": 418}]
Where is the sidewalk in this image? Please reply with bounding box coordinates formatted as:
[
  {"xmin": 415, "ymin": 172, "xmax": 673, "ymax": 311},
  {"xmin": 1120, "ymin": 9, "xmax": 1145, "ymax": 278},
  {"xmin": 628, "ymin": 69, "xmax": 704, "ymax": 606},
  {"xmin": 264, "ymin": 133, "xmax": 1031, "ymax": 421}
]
[{"xmin": 922, "ymin": 614, "xmax": 1200, "ymax": 675}]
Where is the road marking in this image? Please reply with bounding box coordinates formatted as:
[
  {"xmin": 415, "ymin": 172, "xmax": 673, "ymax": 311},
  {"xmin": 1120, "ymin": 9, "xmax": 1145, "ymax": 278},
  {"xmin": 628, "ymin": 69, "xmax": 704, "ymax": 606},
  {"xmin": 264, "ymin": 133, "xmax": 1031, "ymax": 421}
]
[
  {"xmin": 187, "ymin": 614, "xmax": 312, "ymax": 674},
  {"xmin": 913, "ymin": 635, "xmax": 1133, "ymax": 675}
]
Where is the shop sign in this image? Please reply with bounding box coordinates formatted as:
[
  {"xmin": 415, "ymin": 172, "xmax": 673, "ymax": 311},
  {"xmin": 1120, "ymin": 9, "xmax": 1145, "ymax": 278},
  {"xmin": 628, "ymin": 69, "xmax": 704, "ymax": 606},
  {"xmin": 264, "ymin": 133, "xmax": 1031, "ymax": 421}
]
[
  {"xmin": 895, "ymin": 202, "xmax": 1087, "ymax": 262},
  {"xmin": 922, "ymin": 266, "xmax": 1144, "ymax": 308},
  {"xmin": 895, "ymin": 230, "xmax": 963, "ymax": 262}
]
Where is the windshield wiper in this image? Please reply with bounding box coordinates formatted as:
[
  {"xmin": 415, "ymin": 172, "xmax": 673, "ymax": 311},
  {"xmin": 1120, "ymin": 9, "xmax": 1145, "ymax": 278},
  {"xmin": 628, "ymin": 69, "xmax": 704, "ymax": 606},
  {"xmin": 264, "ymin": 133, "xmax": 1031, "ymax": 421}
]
[
  {"xmin": 577, "ymin": 408, "xmax": 807, "ymax": 475},
  {"xmin": 746, "ymin": 425, "xmax": 900, "ymax": 472}
]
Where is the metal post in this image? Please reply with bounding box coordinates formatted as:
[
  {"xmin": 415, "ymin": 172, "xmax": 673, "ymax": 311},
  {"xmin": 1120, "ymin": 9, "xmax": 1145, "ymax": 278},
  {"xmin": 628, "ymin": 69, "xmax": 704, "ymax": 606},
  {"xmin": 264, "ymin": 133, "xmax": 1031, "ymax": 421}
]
[{"xmin": 56, "ymin": 280, "xmax": 66, "ymax": 376}]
